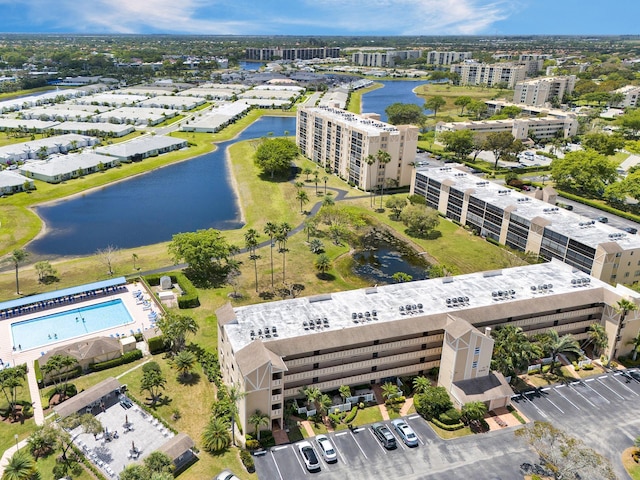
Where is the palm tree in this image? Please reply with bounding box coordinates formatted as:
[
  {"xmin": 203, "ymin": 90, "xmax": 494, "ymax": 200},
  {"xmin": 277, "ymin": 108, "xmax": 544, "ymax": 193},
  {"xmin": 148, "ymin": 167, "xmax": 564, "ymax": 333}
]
[
  {"xmin": 277, "ymin": 222, "xmax": 292, "ymax": 284},
  {"xmin": 339, "ymin": 385, "xmax": 351, "ymax": 403},
  {"xmin": 264, "ymin": 222, "xmax": 278, "ymax": 289},
  {"xmin": 173, "ymin": 350, "xmax": 196, "ymax": 382},
  {"xmin": 375, "ymin": 150, "xmax": 391, "ymax": 210},
  {"xmin": 303, "ymin": 167, "xmax": 313, "ymax": 181},
  {"xmin": 140, "ymin": 368, "xmax": 167, "ymax": 406},
  {"xmin": 412, "ymin": 376, "xmax": 430, "ymax": 394},
  {"xmin": 301, "ymin": 386, "xmax": 322, "ymax": 413},
  {"xmin": 2, "ymin": 450, "xmax": 36, "ymax": 480},
  {"xmin": 613, "ymin": 299, "xmax": 638, "ymax": 362},
  {"xmin": 11, "ymin": 249, "xmax": 28, "ymax": 295},
  {"xmin": 244, "ymin": 228, "xmax": 260, "ymax": 293},
  {"xmin": 381, "ymin": 382, "xmax": 399, "ymax": 401},
  {"xmin": 541, "ymin": 330, "xmax": 582, "ymax": 373},
  {"xmin": 202, "ymin": 417, "xmax": 231, "ymax": 452},
  {"xmin": 143, "ymin": 451, "xmax": 173, "ymax": 474},
  {"xmin": 296, "ymin": 190, "xmax": 309, "ymax": 213},
  {"xmin": 303, "ymin": 218, "xmax": 317, "ymax": 243},
  {"xmin": 248, "ymin": 410, "xmax": 270, "ymax": 440},
  {"xmin": 313, "ymin": 171, "xmax": 320, "ymax": 195},
  {"xmin": 491, "ymin": 324, "xmax": 542, "ymax": 380},
  {"xmin": 365, "ymin": 154, "xmax": 376, "ymax": 207},
  {"xmin": 582, "ymin": 323, "xmax": 608, "ymax": 356},
  {"xmin": 627, "ymin": 331, "xmax": 640, "ymax": 361},
  {"xmin": 323, "ymin": 176, "xmax": 329, "ymax": 195},
  {"xmin": 315, "ymin": 254, "xmax": 331, "ymax": 278},
  {"xmin": 462, "ymin": 401, "xmax": 487, "ymax": 427},
  {"xmin": 228, "ymin": 384, "xmax": 247, "ymax": 447}
]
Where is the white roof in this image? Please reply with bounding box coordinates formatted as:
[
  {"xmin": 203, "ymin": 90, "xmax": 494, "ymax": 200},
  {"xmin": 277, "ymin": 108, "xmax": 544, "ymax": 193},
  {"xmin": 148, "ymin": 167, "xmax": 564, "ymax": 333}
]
[
  {"xmin": 0, "ymin": 170, "xmax": 30, "ymax": 188},
  {"xmin": 21, "ymin": 152, "xmax": 111, "ymax": 177},
  {"xmin": 50, "ymin": 122, "xmax": 135, "ymax": 135},
  {"xmin": 95, "ymin": 135, "xmax": 186, "ymax": 158}
]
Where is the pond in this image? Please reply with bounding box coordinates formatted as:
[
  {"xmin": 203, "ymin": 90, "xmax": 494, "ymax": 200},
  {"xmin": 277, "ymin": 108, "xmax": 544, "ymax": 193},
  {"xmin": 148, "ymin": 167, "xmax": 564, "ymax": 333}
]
[
  {"xmin": 351, "ymin": 229, "xmax": 431, "ymax": 284},
  {"xmin": 361, "ymin": 80, "xmax": 432, "ymax": 122},
  {"xmin": 29, "ymin": 116, "xmax": 296, "ymax": 256}
]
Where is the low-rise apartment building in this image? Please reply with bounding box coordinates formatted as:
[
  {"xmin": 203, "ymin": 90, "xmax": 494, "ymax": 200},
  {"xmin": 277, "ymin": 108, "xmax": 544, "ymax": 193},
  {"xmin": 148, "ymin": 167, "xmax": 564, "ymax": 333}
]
[
  {"xmin": 450, "ymin": 63, "xmax": 527, "ymax": 88},
  {"xmin": 513, "ymin": 76, "xmax": 576, "ymax": 106},
  {"xmin": 217, "ymin": 260, "xmax": 640, "ymax": 433},
  {"xmin": 410, "ymin": 165, "xmax": 640, "ymax": 284},
  {"xmin": 611, "ymin": 85, "xmax": 640, "ymax": 108},
  {"xmin": 296, "ymin": 106, "xmax": 419, "ymax": 190}
]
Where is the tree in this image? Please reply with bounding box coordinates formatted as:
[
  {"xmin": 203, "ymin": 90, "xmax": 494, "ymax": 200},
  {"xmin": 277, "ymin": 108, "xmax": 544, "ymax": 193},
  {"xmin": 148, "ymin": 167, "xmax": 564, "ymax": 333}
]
[
  {"xmin": 365, "ymin": 154, "xmax": 376, "ymax": 206},
  {"xmin": 34, "ymin": 260, "xmax": 57, "ymax": 284},
  {"xmin": 303, "ymin": 218, "xmax": 317, "ymax": 243},
  {"xmin": 225, "ymin": 258, "xmax": 242, "ymax": 298},
  {"xmin": 323, "ymin": 175, "xmax": 329, "ymax": 195},
  {"xmin": 41, "ymin": 354, "xmax": 78, "ymax": 400},
  {"xmin": 276, "ymin": 222, "xmax": 292, "ymax": 284},
  {"xmin": 491, "ymin": 325, "xmax": 541, "ymax": 380},
  {"xmin": 202, "ymin": 417, "xmax": 231, "ymax": 452},
  {"xmin": 454, "ymin": 96, "xmax": 472, "ymax": 115},
  {"xmin": 467, "ymin": 100, "xmax": 488, "ymax": 120},
  {"xmin": 375, "ymin": 150, "xmax": 391, "ymax": 210},
  {"xmin": 540, "ymin": 330, "xmax": 582, "ymax": 372},
  {"xmin": 168, "ymin": 229, "xmax": 236, "ymax": 287},
  {"xmin": 0, "ymin": 365, "xmax": 27, "ymax": 420},
  {"xmin": 551, "ymin": 150, "xmax": 618, "ymax": 196},
  {"xmin": 132, "ymin": 253, "xmax": 139, "ymax": 271},
  {"xmin": 28, "ymin": 423, "xmax": 58, "ymax": 460},
  {"xmin": 315, "ymin": 254, "xmax": 331, "ymax": 278},
  {"xmin": 303, "ymin": 167, "xmax": 313, "ymax": 181},
  {"xmin": 95, "ymin": 244, "xmax": 117, "ymax": 276},
  {"xmin": 155, "ymin": 312, "xmax": 198, "ymax": 354},
  {"xmin": 264, "ymin": 221, "xmax": 279, "ymax": 290},
  {"xmin": 296, "ymin": 189, "xmax": 309, "ymax": 213},
  {"xmin": 617, "ymin": 109, "xmax": 640, "ymax": 138},
  {"xmin": 425, "ymin": 95, "xmax": 446, "ymax": 117},
  {"xmin": 400, "ymin": 204, "xmax": 440, "ymax": 238},
  {"xmin": 385, "ymin": 102, "xmax": 425, "ymax": 126},
  {"xmin": 244, "ymin": 228, "xmax": 261, "ymax": 293},
  {"xmin": 144, "ymin": 451, "xmax": 173, "ymax": 474},
  {"xmin": 414, "ymin": 385, "xmax": 452, "ymax": 419},
  {"xmin": 339, "ymin": 385, "xmax": 351, "ymax": 402},
  {"xmin": 120, "ymin": 464, "xmax": 149, "ymax": 480},
  {"xmin": 439, "ymin": 129, "xmax": 474, "ymax": 161},
  {"xmin": 606, "ymin": 168, "xmax": 640, "ymax": 204},
  {"xmin": 627, "ymin": 331, "xmax": 640, "ymax": 362},
  {"xmin": 385, "ymin": 195, "xmax": 407, "ymax": 220},
  {"xmin": 253, "ymin": 137, "xmax": 299, "ymax": 178},
  {"xmin": 462, "ymin": 401, "xmax": 487, "ymax": 427},
  {"xmin": 412, "ymin": 376, "xmax": 430, "ymax": 394},
  {"xmin": 2, "ymin": 449, "xmax": 36, "ymax": 480},
  {"xmin": 582, "ymin": 323, "xmax": 608, "ymax": 357},
  {"xmin": 227, "ymin": 384, "xmax": 247, "ymax": 446},
  {"xmin": 484, "ymin": 131, "xmax": 518, "ymax": 170},
  {"xmin": 583, "ymin": 132, "xmax": 626, "ymax": 156},
  {"xmin": 248, "ymin": 410, "xmax": 269, "ymax": 440},
  {"xmin": 140, "ymin": 363, "xmax": 167, "ymax": 405},
  {"xmin": 500, "ymin": 105, "xmax": 522, "ymax": 119},
  {"xmin": 58, "ymin": 413, "xmax": 103, "ymax": 473},
  {"xmin": 515, "ymin": 421, "xmax": 616, "ymax": 480},
  {"xmin": 381, "ymin": 382, "xmax": 399, "ymax": 400},
  {"xmin": 309, "ymin": 238, "xmax": 324, "ymax": 254},
  {"xmin": 313, "ymin": 170, "xmax": 319, "ymax": 195},
  {"xmin": 10, "ymin": 249, "xmax": 28, "ymax": 295},
  {"xmin": 615, "ymin": 299, "xmax": 639, "ymax": 360},
  {"xmin": 173, "ymin": 350, "xmax": 197, "ymax": 382},
  {"xmin": 392, "ymin": 272, "xmax": 413, "ymax": 283}
]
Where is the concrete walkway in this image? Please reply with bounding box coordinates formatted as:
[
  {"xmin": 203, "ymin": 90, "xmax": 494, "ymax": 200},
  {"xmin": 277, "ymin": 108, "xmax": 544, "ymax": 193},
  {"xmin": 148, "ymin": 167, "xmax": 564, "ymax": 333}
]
[
  {"xmin": 26, "ymin": 359, "xmax": 44, "ymax": 426},
  {"xmin": 399, "ymin": 397, "xmax": 414, "ymax": 416},
  {"xmin": 371, "ymin": 384, "xmax": 390, "ymax": 421}
]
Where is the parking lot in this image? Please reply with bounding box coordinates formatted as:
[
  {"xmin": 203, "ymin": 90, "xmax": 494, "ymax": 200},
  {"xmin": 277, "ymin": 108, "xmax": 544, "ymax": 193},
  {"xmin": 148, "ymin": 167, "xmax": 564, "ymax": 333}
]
[
  {"xmin": 512, "ymin": 369, "xmax": 640, "ymax": 479},
  {"xmin": 255, "ymin": 414, "xmax": 534, "ymax": 480}
]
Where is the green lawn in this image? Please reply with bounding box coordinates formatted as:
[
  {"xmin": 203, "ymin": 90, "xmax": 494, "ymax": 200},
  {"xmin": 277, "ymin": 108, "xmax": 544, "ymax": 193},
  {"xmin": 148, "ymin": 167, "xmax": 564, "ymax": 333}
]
[
  {"xmin": 427, "ymin": 421, "xmax": 473, "ymax": 440},
  {"xmin": 351, "ymin": 406, "xmax": 384, "ymax": 427}
]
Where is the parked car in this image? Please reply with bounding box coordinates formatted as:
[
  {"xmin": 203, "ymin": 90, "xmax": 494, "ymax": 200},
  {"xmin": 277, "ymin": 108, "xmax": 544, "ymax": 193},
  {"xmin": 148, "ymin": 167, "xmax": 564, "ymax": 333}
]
[
  {"xmin": 622, "ymin": 226, "xmax": 638, "ymax": 235},
  {"xmin": 298, "ymin": 441, "xmax": 321, "ymax": 471},
  {"xmin": 629, "ymin": 370, "xmax": 640, "ymax": 382},
  {"xmin": 215, "ymin": 471, "xmax": 240, "ymax": 480},
  {"xmin": 596, "ymin": 216, "xmax": 609, "ymax": 223},
  {"xmin": 371, "ymin": 422, "xmax": 397, "ymax": 449},
  {"xmin": 316, "ymin": 434, "xmax": 338, "ymax": 463},
  {"xmin": 391, "ymin": 419, "xmax": 419, "ymax": 447}
]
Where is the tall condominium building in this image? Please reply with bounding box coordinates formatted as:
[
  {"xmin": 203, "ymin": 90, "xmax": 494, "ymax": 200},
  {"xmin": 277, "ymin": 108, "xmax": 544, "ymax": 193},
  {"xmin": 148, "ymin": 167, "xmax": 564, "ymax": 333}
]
[
  {"xmin": 296, "ymin": 106, "xmax": 419, "ymax": 190},
  {"xmin": 410, "ymin": 165, "xmax": 640, "ymax": 284},
  {"xmin": 351, "ymin": 50, "xmax": 422, "ymax": 68},
  {"xmin": 611, "ymin": 85, "xmax": 640, "ymax": 108},
  {"xmin": 513, "ymin": 76, "xmax": 577, "ymax": 106},
  {"xmin": 435, "ymin": 114, "xmax": 578, "ymax": 141},
  {"xmin": 425, "ymin": 51, "xmax": 472, "ymax": 65},
  {"xmin": 217, "ymin": 260, "xmax": 640, "ymax": 433},
  {"xmin": 450, "ymin": 63, "xmax": 527, "ymax": 88},
  {"xmin": 245, "ymin": 47, "xmax": 341, "ymax": 61}
]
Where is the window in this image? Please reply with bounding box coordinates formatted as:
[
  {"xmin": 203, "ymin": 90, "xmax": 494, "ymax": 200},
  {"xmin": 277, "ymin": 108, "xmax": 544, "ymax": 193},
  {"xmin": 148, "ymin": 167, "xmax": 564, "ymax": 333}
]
[
  {"xmin": 474, "ymin": 347, "xmax": 480, "ymax": 355},
  {"xmin": 472, "ymin": 361, "xmax": 478, "ymax": 369}
]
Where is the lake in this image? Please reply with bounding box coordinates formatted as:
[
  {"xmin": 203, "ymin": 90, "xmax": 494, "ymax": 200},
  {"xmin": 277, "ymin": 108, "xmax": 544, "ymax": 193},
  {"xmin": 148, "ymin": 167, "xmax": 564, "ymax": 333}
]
[
  {"xmin": 361, "ymin": 80, "xmax": 431, "ymax": 122},
  {"xmin": 29, "ymin": 116, "xmax": 296, "ymax": 255}
]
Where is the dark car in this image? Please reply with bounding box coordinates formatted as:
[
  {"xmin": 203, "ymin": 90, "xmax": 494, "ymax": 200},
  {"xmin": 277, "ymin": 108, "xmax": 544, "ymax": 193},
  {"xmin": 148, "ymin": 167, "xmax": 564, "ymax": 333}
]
[
  {"xmin": 596, "ymin": 216, "xmax": 609, "ymax": 223},
  {"xmin": 629, "ymin": 370, "xmax": 640, "ymax": 382},
  {"xmin": 371, "ymin": 423, "xmax": 397, "ymax": 449},
  {"xmin": 622, "ymin": 227, "xmax": 638, "ymax": 235}
]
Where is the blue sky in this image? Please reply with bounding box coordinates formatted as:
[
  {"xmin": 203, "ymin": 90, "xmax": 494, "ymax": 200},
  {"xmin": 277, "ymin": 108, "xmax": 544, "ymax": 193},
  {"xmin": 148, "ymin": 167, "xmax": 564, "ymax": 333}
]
[{"xmin": 1, "ymin": 0, "xmax": 638, "ymax": 36}]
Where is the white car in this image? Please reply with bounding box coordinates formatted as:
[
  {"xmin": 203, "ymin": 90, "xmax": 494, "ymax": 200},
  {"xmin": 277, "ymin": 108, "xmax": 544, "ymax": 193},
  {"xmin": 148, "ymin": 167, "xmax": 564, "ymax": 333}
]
[
  {"xmin": 316, "ymin": 434, "xmax": 338, "ymax": 463},
  {"xmin": 391, "ymin": 419, "xmax": 419, "ymax": 447},
  {"xmin": 214, "ymin": 471, "xmax": 240, "ymax": 480},
  {"xmin": 298, "ymin": 440, "xmax": 321, "ymax": 471}
]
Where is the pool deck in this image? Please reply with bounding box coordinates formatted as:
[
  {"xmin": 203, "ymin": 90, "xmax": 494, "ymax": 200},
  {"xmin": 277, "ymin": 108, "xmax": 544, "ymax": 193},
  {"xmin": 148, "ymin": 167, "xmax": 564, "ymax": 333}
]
[{"xmin": 0, "ymin": 282, "xmax": 161, "ymax": 425}]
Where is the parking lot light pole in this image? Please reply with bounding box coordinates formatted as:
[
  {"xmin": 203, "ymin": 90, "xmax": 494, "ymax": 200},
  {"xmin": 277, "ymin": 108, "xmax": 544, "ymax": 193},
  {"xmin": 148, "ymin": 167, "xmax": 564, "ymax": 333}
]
[{"xmin": 14, "ymin": 433, "xmax": 19, "ymax": 450}]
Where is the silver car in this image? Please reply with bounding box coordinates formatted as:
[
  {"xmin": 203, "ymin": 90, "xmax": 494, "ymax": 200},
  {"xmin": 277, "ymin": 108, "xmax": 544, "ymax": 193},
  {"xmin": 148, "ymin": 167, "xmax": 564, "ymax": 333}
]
[
  {"xmin": 316, "ymin": 434, "xmax": 338, "ymax": 463},
  {"xmin": 391, "ymin": 419, "xmax": 419, "ymax": 447}
]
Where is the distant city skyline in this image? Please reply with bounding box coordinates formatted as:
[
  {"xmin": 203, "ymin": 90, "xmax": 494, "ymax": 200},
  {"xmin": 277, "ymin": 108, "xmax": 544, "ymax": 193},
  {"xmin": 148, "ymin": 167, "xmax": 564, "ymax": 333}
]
[{"xmin": 1, "ymin": 0, "xmax": 638, "ymax": 36}]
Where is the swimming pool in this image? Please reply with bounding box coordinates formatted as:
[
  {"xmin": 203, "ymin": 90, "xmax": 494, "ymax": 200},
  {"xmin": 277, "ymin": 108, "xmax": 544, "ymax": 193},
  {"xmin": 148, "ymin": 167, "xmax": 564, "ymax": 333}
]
[{"xmin": 11, "ymin": 299, "xmax": 134, "ymax": 351}]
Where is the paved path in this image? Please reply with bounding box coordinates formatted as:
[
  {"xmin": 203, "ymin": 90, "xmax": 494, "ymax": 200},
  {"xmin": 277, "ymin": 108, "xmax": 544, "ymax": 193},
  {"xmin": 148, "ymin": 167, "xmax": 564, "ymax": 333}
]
[
  {"xmin": 26, "ymin": 359, "xmax": 44, "ymax": 426},
  {"xmin": 371, "ymin": 384, "xmax": 390, "ymax": 421},
  {"xmin": 399, "ymin": 397, "xmax": 414, "ymax": 416}
]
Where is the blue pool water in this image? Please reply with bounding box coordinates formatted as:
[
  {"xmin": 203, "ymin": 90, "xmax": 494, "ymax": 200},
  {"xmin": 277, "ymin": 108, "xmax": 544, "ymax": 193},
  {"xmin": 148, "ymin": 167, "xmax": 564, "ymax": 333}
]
[{"xmin": 11, "ymin": 299, "xmax": 134, "ymax": 351}]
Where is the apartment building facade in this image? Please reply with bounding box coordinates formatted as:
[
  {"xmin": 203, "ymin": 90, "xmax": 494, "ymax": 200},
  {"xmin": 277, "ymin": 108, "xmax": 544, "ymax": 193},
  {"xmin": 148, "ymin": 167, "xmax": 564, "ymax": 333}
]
[
  {"xmin": 450, "ymin": 63, "xmax": 527, "ymax": 88},
  {"xmin": 296, "ymin": 106, "xmax": 419, "ymax": 190},
  {"xmin": 411, "ymin": 165, "xmax": 640, "ymax": 284},
  {"xmin": 513, "ymin": 76, "xmax": 577, "ymax": 106},
  {"xmin": 612, "ymin": 85, "xmax": 640, "ymax": 108},
  {"xmin": 425, "ymin": 51, "xmax": 472, "ymax": 65},
  {"xmin": 245, "ymin": 47, "xmax": 341, "ymax": 61},
  {"xmin": 217, "ymin": 260, "xmax": 640, "ymax": 432}
]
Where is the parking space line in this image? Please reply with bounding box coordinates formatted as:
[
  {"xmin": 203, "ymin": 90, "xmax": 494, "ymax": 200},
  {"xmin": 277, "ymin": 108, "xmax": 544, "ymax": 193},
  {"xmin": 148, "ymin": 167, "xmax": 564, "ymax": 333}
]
[
  {"xmin": 270, "ymin": 449, "xmax": 285, "ymax": 480},
  {"xmin": 327, "ymin": 434, "xmax": 348, "ymax": 465},
  {"xmin": 335, "ymin": 432, "xmax": 348, "ymax": 436},
  {"xmin": 568, "ymin": 382, "xmax": 597, "ymax": 407},
  {"xmin": 585, "ymin": 378, "xmax": 595, "ymax": 382},
  {"xmin": 596, "ymin": 377, "xmax": 624, "ymax": 400},
  {"xmin": 391, "ymin": 429, "xmax": 405, "ymax": 451},
  {"xmin": 349, "ymin": 430, "xmax": 368, "ymax": 459},
  {"xmin": 522, "ymin": 392, "xmax": 548, "ymax": 418},
  {"xmin": 408, "ymin": 415, "xmax": 420, "ymax": 420},
  {"xmin": 540, "ymin": 392, "xmax": 564, "ymax": 414},
  {"xmin": 555, "ymin": 387, "xmax": 581, "ymax": 410},
  {"xmin": 273, "ymin": 446, "xmax": 288, "ymax": 451},
  {"xmin": 609, "ymin": 373, "xmax": 640, "ymax": 396},
  {"xmin": 368, "ymin": 428, "xmax": 388, "ymax": 454},
  {"xmin": 581, "ymin": 380, "xmax": 610, "ymax": 404},
  {"xmin": 292, "ymin": 445, "xmax": 308, "ymax": 476}
]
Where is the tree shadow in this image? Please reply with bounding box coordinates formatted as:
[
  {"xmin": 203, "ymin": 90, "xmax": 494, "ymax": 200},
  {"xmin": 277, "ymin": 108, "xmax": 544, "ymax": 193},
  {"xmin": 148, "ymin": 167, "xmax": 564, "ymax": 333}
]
[
  {"xmin": 316, "ymin": 273, "xmax": 336, "ymax": 281},
  {"xmin": 178, "ymin": 372, "xmax": 201, "ymax": 386},
  {"xmin": 259, "ymin": 291, "xmax": 275, "ymax": 300}
]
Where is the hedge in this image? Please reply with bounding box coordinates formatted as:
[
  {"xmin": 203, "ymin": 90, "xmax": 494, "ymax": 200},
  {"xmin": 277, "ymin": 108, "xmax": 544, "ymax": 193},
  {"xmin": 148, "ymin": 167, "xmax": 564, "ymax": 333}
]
[
  {"xmin": 552, "ymin": 188, "xmax": 640, "ymax": 223},
  {"xmin": 142, "ymin": 272, "xmax": 200, "ymax": 309},
  {"xmin": 147, "ymin": 336, "xmax": 167, "ymax": 355},
  {"xmin": 240, "ymin": 449, "xmax": 255, "ymax": 473},
  {"xmin": 343, "ymin": 406, "xmax": 358, "ymax": 424},
  {"xmin": 89, "ymin": 349, "xmax": 143, "ymax": 372},
  {"xmin": 33, "ymin": 359, "xmax": 43, "ymax": 384},
  {"xmin": 431, "ymin": 418, "xmax": 465, "ymax": 431}
]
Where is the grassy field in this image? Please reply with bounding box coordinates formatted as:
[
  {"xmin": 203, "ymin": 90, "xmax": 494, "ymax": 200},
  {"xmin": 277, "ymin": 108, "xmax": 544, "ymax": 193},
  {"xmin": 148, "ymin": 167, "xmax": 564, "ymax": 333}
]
[{"xmin": 427, "ymin": 421, "xmax": 473, "ymax": 440}]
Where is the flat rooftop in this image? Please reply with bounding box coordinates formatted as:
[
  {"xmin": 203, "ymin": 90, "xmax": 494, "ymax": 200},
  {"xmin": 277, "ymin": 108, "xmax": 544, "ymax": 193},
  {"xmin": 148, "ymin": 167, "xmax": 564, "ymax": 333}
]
[
  {"xmin": 416, "ymin": 165, "xmax": 640, "ymax": 250},
  {"xmin": 302, "ymin": 106, "xmax": 400, "ymax": 136},
  {"xmin": 224, "ymin": 260, "xmax": 611, "ymax": 353}
]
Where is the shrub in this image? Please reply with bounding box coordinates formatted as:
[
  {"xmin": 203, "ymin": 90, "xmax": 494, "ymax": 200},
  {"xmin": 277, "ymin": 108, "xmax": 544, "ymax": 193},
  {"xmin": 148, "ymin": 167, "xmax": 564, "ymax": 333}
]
[
  {"xmin": 343, "ymin": 406, "xmax": 358, "ymax": 424},
  {"xmin": 438, "ymin": 408, "xmax": 462, "ymax": 425},
  {"xmin": 245, "ymin": 439, "xmax": 260, "ymax": 451},
  {"xmin": 142, "ymin": 272, "xmax": 200, "ymax": 309},
  {"xmin": 34, "ymin": 359, "xmax": 43, "ymax": 385},
  {"xmin": 89, "ymin": 349, "xmax": 142, "ymax": 372},
  {"xmin": 431, "ymin": 418, "xmax": 465, "ymax": 431},
  {"xmin": 583, "ymin": 363, "xmax": 594, "ymax": 370},
  {"xmin": 358, "ymin": 402, "xmax": 365, "ymax": 410},
  {"xmin": 147, "ymin": 336, "xmax": 166, "ymax": 354},
  {"xmin": 240, "ymin": 449, "xmax": 255, "ymax": 473}
]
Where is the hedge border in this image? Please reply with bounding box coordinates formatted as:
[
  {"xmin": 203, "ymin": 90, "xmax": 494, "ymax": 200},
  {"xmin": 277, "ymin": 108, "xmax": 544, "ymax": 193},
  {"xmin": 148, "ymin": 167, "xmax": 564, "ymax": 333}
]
[
  {"xmin": 431, "ymin": 417, "xmax": 465, "ymax": 431},
  {"xmin": 89, "ymin": 349, "xmax": 142, "ymax": 372},
  {"xmin": 142, "ymin": 272, "xmax": 200, "ymax": 309}
]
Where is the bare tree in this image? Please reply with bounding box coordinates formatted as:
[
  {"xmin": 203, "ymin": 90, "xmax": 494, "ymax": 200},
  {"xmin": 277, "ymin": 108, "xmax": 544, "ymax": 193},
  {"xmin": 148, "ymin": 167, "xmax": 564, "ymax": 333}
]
[{"xmin": 96, "ymin": 244, "xmax": 119, "ymax": 276}]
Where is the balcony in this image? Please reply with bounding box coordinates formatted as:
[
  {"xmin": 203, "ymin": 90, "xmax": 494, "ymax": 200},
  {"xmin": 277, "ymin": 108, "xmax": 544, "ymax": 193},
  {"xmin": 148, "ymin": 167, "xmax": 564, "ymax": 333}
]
[
  {"xmin": 271, "ymin": 409, "xmax": 282, "ymax": 417},
  {"xmin": 271, "ymin": 394, "xmax": 282, "ymax": 403},
  {"xmin": 272, "ymin": 379, "xmax": 282, "ymax": 387}
]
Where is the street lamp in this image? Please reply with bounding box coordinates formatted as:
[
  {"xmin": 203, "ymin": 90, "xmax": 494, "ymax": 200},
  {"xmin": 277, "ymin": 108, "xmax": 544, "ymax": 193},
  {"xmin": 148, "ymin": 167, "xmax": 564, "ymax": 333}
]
[{"xmin": 14, "ymin": 433, "xmax": 19, "ymax": 450}]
